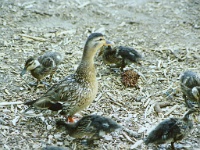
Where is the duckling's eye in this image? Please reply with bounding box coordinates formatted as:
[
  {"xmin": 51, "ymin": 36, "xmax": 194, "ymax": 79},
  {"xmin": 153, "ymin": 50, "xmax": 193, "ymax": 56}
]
[{"xmin": 99, "ymin": 38, "xmax": 103, "ymax": 41}]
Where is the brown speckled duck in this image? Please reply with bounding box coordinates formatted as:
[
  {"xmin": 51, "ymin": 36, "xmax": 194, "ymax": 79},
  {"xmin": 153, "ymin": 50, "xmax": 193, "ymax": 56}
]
[
  {"xmin": 21, "ymin": 51, "xmax": 63, "ymax": 86},
  {"xmin": 24, "ymin": 33, "xmax": 113, "ymax": 122},
  {"xmin": 56, "ymin": 115, "xmax": 121, "ymax": 145},
  {"xmin": 144, "ymin": 109, "xmax": 196, "ymax": 149},
  {"xmin": 99, "ymin": 46, "xmax": 142, "ymax": 71},
  {"xmin": 180, "ymin": 71, "xmax": 200, "ymax": 108}
]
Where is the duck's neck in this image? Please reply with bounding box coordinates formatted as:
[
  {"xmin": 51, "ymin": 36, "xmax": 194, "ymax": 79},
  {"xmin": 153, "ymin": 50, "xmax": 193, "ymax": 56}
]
[{"xmin": 75, "ymin": 47, "xmax": 97, "ymax": 82}]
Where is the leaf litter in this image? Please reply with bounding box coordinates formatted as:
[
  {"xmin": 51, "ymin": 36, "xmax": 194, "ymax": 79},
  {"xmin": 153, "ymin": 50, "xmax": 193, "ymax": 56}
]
[{"xmin": 0, "ymin": 0, "xmax": 200, "ymax": 150}]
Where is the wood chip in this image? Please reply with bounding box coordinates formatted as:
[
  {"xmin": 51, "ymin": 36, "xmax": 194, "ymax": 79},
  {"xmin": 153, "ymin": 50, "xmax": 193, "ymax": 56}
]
[
  {"xmin": 164, "ymin": 105, "xmax": 178, "ymax": 116},
  {"xmin": 19, "ymin": 34, "xmax": 47, "ymax": 42}
]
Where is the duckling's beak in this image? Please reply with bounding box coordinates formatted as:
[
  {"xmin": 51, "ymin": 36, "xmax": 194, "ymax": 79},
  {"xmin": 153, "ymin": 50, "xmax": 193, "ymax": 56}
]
[
  {"xmin": 98, "ymin": 40, "xmax": 114, "ymax": 56},
  {"xmin": 20, "ymin": 68, "xmax": 27, "ymax": 76}
]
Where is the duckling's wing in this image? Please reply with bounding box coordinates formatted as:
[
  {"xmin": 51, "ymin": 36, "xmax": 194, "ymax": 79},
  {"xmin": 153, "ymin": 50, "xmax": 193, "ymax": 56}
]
[
  {"xmin": 145, "ymin": 118, "xmax": 178, "ymax": 144},
  {"xmin": 180, "ymin": 71, "xmax": 200, "ymax": 88},
  {"xmin": 38, "ymin": 52, "xmax": 63, "ymax": 66},
  {"xmin": 117, "ymin": 46, "xmax": 142, "ymax": 62}
]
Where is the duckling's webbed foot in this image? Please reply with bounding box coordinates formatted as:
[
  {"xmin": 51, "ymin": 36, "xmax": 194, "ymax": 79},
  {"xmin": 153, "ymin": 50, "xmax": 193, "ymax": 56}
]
[
  {"xmin": 28, "ymin": 80, "xmax": 50, "ymax": 88},
  {"xmin": 40, "ymin": 81, "xmax": 50, "ymax": 87},
  {"xmin": 171, "ymin": 142, "xmax": 175, "ymax": 150},
  {"xmin": 183, "ymin": 95, "xmax": 193, "ymax": 108},
  {"xmin": 81, "ymin": 139, "xmax": 95, "ymax": 146},
  {"xmin": 28, "ymin": 81, "xmax": 38, "ymax": 87},
  {"xmin": 185, "ymin": 99, "xmax": 194, "ymax": 108}
]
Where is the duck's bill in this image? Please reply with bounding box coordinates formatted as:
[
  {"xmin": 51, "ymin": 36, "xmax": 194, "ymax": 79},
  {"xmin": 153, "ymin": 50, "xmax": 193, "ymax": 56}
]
[
  {"xmin": 20, "ymin": 68, "xmax": 27, "ymax": 76},
  {"xmin": 105, "ymin": 40, "xmax": 114, "ymax": 46}
]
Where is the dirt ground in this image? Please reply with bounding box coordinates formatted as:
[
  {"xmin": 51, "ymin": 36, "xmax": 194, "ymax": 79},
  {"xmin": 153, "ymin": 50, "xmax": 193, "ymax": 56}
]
[{"xmin": 0, "ymin": 0, "xmax": 200, "ymax": 149}]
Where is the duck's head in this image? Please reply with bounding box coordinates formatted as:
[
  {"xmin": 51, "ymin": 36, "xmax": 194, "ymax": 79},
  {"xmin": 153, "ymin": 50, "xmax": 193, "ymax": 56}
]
[
  {"xmin": 20, "ymin": 57, "xmax": 40, "ymax": 76},
  {"xmin": 83, "ymin": 33, "xmax": 113, "ymax": 58}
]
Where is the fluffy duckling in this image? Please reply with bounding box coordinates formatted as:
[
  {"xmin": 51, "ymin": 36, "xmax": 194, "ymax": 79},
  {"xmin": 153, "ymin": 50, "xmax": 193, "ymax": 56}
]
[
  {"xmin": 24, "ymin": 33, "xmax": 113, "ymax": 122},
  {"xmin": 180, "ymin": 71, "xmax": 200, "ymax": 108},
  {"xmin": 21, "ymin": 52, "xmax": 63, "ymax": 86},
  {"xmin": 144, "ymin": 109, "xmax": 196, "ymax": 149},
  {"xmin": 99, "ymin": 46, "xmax": 142, "ymax": 71},
  {"xmin": 56, "ymin": 115, "xmax": 121, "ymax": 145}
]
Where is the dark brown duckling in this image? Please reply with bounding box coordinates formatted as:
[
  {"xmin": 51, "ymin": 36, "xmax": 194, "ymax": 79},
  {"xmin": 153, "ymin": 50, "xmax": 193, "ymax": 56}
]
[
  {"xmin": 24, "ymin": 33, "xmax": 113, "ymax": 122},
  {"xmin": 21, "ymin": 51, "xmax": 63, "ymax": 86},
  {"xmin": 56, "ymin": 115, "xmax": 121, "ymax": 145},
  {"xmin": 144, "ymin": 109, "xmax": 196, "ymax": 149},
  {"xmin": 99, "ymin": 46, "xmax": 142, "ymax": 71},
  {"xmin": 180, "ymin": 71, "xmax": 200, "ymax": 108}
]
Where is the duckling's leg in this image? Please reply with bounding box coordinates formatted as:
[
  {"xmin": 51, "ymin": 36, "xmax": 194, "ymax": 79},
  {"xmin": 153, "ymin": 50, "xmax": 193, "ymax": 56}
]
[
  {"xmin": 120, "ymin": 59, "xmax": 126, "ymax": 72},
  {"xmin": 183, "ymin": 95, "xmax": 193, "ymax": 108},
  {"xmin": 81, "ymin": 139, "xmax": 95, "ymax": 146},
  {"xmin": 197, "ymin": 100, "xmax": 200, "ymax": 108},
  {"xmin": 49, "ymin": 73, "xmax": 54, "ymax": 83},
  {"xmin": 28, "ymin": 79, "xmax": 40, "ymax": 87},
  {"xmin": 171, "ymin": 142, "xmax": 175, "ymax": 150}
]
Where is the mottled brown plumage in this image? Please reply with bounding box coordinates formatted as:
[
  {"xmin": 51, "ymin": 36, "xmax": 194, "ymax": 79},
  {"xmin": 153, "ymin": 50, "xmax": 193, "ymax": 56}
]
[
  {"xmin": 24, "ymin": 33, "xmax": 113, "ymax": 122},
  {"xmin": 56, "ymin": 115, "xmax": 121, "ymax": 144},
  {"xmin": 144, "ymin": 109, "xmax": 196, "ymax": 149},
  {"xmin": 180, "ymin": 71, "xmax": 200, "ymax": 108},
  {"xmin": 21, "ymin": 51, "xmax": 63, "ymax": 85},
  {"xmin": 99, "ymin": 46, "xmax": 142, "ymax": 71}
]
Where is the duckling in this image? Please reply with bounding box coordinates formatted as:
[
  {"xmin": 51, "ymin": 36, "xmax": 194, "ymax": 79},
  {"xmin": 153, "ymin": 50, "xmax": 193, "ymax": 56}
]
[
  {"xmin": 24, "ymin": 33, "xmax": 113, "ymax": 122},
  {"xmin": 20, "ymin": 51, "xmax": 63, "ymax": 86},
  {"xmin": 144, "ymin": 109, "xmax": 196, "ymax": 149},
  {"xmin": 180, "ymin": 71, "xmax": 200, "ymax": 108},
  {"xmin": 56, "ymin": 115, "xmax": 121, "ymax": 145},
  {"xmin": 99, "ymin": 46, "xmax": 142, "ymax": 71}
]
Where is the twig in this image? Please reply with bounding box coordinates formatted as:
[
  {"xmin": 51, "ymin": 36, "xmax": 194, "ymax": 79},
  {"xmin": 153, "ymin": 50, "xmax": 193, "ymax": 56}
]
[
  {"xmin": 19, "ymin": 34, "xmax": 47, "ymax": 42},
  {"xmin": 0, "ymin": 101, "xmax": 23, "ymax": 106},
  {"xmin": 130, "ymin": 140, "xmax": 144, "ymax": 149},
  {"xmin": 144, "ymin": 98, "xmax": 151, "ymax": 108},
  {"xmin": 123, "ymin": 127, "xmax": 139, "ymax": 138},
  {"xmin": 164, "ymin": 105, "xmax": 178, "ymax": 116},
  {"xmin": 122, "ymin": 131, "xmax": 135, "ymax": 143},
  {"xmin": 154, "ymin": 102, "xmax": 171, "ymax": 113}
]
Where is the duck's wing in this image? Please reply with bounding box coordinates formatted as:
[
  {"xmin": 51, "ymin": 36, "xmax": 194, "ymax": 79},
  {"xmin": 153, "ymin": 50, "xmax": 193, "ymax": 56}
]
[
  {"xmin": 26, "ymin": 74, "xmax": 82, "ymax": 110},
  {"xmin": 45, "ymin": 74, "xmax": 82, "ymax": 102}
]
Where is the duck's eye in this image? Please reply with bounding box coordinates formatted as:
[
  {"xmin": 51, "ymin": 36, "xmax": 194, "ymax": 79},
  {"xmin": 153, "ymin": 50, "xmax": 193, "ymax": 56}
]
[{"xmin": 99, "ymin": 38, "xmax": 103, "ymax": 41}]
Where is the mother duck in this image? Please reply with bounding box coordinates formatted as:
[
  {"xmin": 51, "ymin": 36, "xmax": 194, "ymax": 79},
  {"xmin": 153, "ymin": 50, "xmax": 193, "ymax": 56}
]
[{"xmin": 25, "ymin": 33, "xmax": 113, "ymax": 122}]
